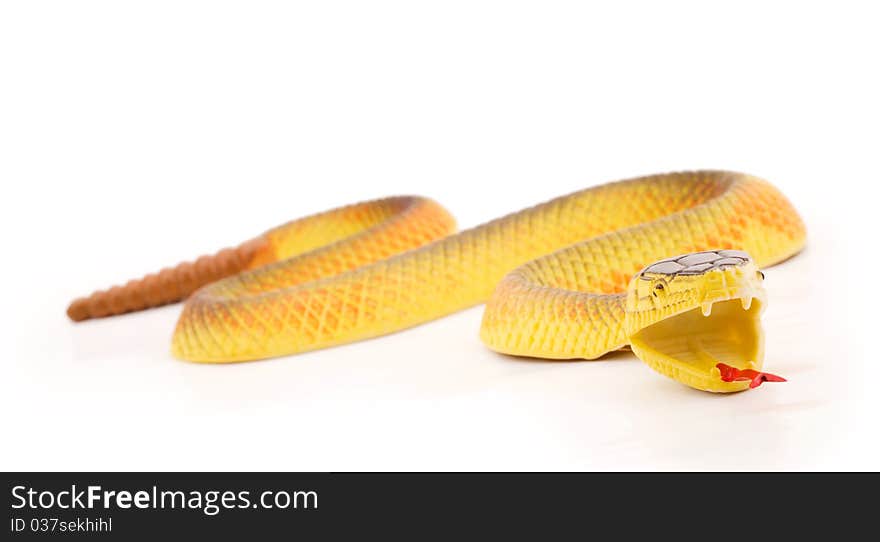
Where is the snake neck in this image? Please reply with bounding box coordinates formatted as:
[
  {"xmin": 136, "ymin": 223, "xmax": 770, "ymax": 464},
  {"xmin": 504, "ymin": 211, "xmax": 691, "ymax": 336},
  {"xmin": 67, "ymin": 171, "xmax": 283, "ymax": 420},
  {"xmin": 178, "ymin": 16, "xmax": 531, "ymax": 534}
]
[{"xmin": 479, "ymin": 270, "xmax": 629, "ymax": 359}]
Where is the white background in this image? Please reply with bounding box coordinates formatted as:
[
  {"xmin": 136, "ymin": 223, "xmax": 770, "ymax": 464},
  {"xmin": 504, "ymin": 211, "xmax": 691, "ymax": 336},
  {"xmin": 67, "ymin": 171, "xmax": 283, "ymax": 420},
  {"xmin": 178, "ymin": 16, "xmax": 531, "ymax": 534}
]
[{"xmin": 1, "ymin": 1, "xmax": 877, "ymax": 470}]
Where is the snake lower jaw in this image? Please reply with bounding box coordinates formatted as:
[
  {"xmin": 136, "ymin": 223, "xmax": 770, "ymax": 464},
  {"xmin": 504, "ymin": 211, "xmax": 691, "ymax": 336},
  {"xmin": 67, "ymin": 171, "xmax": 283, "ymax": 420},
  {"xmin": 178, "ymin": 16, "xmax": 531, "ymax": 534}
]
[{"xmin": 628, "ymin": 296, "xmax": 766, "ymax": 393}]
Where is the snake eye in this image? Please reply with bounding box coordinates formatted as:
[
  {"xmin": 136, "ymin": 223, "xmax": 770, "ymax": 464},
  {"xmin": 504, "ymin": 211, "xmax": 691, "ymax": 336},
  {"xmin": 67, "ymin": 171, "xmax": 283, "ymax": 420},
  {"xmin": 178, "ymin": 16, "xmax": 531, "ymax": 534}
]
[
  {"xmin": 652, "ymin": 282, "xmax": 665, "ymax": 297},
  {"xmin": 757, "ymin": 270, "xmax": 765, "ymax": 281}
]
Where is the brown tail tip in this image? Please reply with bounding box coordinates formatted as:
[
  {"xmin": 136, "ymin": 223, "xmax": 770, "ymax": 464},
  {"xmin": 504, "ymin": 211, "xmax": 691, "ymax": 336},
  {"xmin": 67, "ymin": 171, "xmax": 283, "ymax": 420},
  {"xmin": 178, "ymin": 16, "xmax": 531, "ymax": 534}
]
[
  {"xmin": 67, "ymin": 298, "xmax": 92, "ymax": 322},
  {"xmin": 67, "ymin": 237, "xmax": 270, "ymax": 322}
]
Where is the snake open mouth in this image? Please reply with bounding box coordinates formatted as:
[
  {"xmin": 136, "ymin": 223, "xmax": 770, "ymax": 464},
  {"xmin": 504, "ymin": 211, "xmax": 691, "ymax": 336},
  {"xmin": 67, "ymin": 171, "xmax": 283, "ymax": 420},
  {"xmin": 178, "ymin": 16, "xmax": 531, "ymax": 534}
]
[
  {"xmin": 624, "ymin": 250, "xmax": 785, "ymax": 392},
  {"xmin": 629, "ymin": 296, "xmax": 765, "ymax": 391}
]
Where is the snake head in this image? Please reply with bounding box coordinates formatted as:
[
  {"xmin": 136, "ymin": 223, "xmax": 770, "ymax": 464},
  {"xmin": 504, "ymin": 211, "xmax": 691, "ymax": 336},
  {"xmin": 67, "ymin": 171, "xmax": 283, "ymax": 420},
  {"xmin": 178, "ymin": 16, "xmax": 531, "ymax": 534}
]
[{"xmin": 624, "ymin": 250, "xmax": 773, "ymax": 392}]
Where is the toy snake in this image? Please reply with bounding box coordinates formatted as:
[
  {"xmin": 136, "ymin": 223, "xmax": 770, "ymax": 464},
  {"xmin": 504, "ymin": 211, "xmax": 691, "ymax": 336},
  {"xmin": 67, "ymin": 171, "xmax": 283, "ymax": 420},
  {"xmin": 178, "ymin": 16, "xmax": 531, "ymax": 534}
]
[{"xmin": 68, "ymin": 170, "xmax": 805, "ymax": 392}]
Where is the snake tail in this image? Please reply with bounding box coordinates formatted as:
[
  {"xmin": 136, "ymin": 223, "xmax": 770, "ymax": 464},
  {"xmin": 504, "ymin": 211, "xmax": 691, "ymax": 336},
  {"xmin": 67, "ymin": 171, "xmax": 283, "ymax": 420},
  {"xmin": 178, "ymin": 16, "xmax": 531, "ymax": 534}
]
[
  {"xmin": 67, "ymin": 196, "xmax": 456, "ymax": 323},
  {"xmin": 66, "ymin": 238, "xmax": 272, "ymax": 322}
]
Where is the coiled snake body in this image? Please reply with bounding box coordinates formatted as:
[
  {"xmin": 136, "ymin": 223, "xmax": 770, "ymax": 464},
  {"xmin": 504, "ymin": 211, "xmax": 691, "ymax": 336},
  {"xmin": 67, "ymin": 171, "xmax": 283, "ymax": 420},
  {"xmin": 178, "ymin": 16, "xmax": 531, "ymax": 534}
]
[{"xmin": 69, "ymin": 171, "xmax": 805, "ymax": 392}]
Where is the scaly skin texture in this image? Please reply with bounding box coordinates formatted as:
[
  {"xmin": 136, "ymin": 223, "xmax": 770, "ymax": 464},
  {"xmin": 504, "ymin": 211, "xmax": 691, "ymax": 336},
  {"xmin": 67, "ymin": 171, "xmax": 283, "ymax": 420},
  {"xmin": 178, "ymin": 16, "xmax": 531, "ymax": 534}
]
[{"xmin": 69, "ymin": 171, "xmax": 805, "ymax": 390}]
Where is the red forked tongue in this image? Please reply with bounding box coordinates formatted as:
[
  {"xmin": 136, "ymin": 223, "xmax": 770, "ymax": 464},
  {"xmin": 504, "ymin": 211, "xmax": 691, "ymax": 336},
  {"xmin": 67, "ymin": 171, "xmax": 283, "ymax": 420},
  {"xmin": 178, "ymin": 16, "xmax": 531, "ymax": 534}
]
[{"xmin": 716, "ymin": 363, "xmax": 787, "ymax": 389}]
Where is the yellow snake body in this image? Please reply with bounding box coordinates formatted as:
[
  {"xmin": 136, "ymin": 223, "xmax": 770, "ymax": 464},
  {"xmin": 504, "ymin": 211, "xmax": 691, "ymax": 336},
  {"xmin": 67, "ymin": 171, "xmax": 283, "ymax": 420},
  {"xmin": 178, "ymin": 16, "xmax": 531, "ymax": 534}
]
[{"xmin": 69, "ymin": 171, "xmax": 805, "ymax": 392}]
